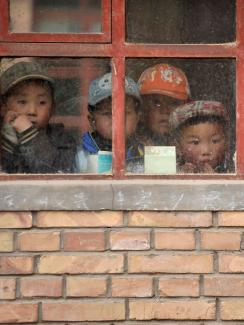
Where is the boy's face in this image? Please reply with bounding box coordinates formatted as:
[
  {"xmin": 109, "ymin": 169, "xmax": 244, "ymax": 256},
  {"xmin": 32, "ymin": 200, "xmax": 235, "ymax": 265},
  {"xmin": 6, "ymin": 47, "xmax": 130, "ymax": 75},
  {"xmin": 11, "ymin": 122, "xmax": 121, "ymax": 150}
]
[
  {"xmin": 3, "ymin": 80, "xmax": 53, "ymax": 129},
  {"xmin": 178, "ymin": 121, "xmax": 226, "ymax": 170},
  {"xmin": 143, "ymin": 94, "xmax": 182, "ymax": 136},
  {"xmin": 91, "ymin": 96, "xmax": 139, "ymax": 140}
]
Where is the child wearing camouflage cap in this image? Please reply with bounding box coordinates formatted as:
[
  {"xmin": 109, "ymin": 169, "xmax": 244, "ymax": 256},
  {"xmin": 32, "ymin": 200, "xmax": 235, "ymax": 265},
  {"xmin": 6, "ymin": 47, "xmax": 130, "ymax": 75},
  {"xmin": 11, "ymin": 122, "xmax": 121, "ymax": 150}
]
[
  {"xmin": 75, "ymin": 72, "xmax": 144, "ymax": 173},
  {"xmin": 0, "ymin": 57, "xmax": 76, "ymax": 173},
  {"xmin": 169, "ymin": 100, "xmax": 232, "ymax": 173}
]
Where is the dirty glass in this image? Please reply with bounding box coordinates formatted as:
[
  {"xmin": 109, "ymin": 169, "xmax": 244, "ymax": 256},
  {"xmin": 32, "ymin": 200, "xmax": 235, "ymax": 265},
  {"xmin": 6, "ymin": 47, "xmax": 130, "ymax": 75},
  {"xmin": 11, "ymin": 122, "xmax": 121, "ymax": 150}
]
[
  {"xmin": 0, "ymin": 57, "xmax": 110, "ymax": 174},
  {"xmin": 126, "ymin": 0, "xmax": 236, "ymax": 44},
  {"xmin": 9, "ymin": 0, "xmax": 102, "ymax": 33},
  {"xmin": 125, "ymin": 58, "xmax": 236, "ymax": 174}
]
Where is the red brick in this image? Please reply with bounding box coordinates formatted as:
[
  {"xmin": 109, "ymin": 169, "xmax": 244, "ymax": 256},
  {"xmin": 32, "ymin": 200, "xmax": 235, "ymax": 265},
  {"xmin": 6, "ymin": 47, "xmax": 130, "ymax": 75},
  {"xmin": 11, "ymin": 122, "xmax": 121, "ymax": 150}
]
[
  {"xmin": 66, "ymin": 277, "xmax": 106, "ymax": 297},
  {"xmin": 128, "ymin": 211, "xmax": 212, "ymax": 227},
  {"xmin": 219, "ymin": 254, "xmax": 244, "ymax": 273},
  {"xmin": 129, "ymin": 299, "xmax": 216, "ymax": 320},
  {"xmin": 218, "ymin": 211, "xmax": 244, "ymax": 226},
  {"xmin": 221, "ymin": 299, "xmax": 244, "ymax": 320},
  {"xmin": 204, "ymin": 276, "xmax": 244, "ymax": 296},
  {"xmin": 0, "ymin": 278, "xmax": 16, "ymax": 300},
  {"xmin": 0, "ymin": 232, "xmax": 14, "ymax": 252},
  {"xmin": 112, "ymin": 277, "xmax": 152, "ymax": 297},
  {"xmin": 18, "ymin": 231, "xmax": 60, "ymax": 251},
  {"xmin": 37, "ymin": 211, "xmax": 123, "ymax": 227},
  {"xmin": 64, "ymin": 231, "xmax": 105, "ymax": 251},
  {"xmin": 38, "ymin": 254, "xmax": 124, "ymax": 274},
  {"xmin": 110, "ymin": 230, "xmax": 150, "ymax": 250},
  {"xmin": 42, "ymin": 300, "xmax": 125, "ymax": 321},
  {"xmin": 20, "ymin": 277, "xmax": 62, "ymax": 297},
  {"xmin": 0, "ymin": 256, "xmax": 34, "ymax": 274},
  {"xmin": 0, "ymin": 212, "xmax": 32, "ymax": 228},
  {"xmin": 200, "ymin": 231, "xmax": 241, "ymax": 250},
  {"xmin": 0, "ymin": 303, "xmax": 38, "ymax": 323},
  {"xmin": 128, "ymin": 254, "xmax": 213, "ymax": 273},
  {"xmin": 155, "ymin": 231, "xmax": 195, "ymax": 250},
  {"xmin": 158, "ymin": 276, "xmax": 199, "ymax": 297}
]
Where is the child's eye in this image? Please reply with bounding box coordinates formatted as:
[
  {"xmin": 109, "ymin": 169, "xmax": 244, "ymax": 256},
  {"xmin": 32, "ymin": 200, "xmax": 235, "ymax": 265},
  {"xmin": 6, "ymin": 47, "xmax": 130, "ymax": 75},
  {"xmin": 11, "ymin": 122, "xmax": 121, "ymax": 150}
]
[
  {"xmin": 189, "ymin": 140, "xmax": 199, "ymax": 145},
  {"xmin": 39, "ymin": 100, "xmax": 47, "ymax": 105},
  {"xmin": 153, "ymin": 100, "xmax": 161, "ymax": 108},
  {"xmin": 17, "ymin": 100, "xmax": 26, "ymax": 105},
  {"xmin": 212, "ymin": 137, "xmax": 221, "ymax": 144}
]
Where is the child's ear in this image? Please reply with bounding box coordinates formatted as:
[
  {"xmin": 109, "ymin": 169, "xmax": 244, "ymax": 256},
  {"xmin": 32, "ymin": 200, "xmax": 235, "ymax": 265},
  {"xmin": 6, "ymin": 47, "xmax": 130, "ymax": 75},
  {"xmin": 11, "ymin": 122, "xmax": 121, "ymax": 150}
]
[
  {"xmin": 0, "ymin": 102, "xmax": 8, "ymax": 118},
  {"xmin": 88, "ymin": 113, "xmax": 94, "ymax": 125}
]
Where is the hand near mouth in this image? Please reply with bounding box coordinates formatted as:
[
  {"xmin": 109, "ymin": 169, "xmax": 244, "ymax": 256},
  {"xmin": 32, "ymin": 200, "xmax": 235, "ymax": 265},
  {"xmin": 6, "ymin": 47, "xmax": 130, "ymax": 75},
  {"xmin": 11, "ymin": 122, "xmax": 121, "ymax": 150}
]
[{"xmin": 11, "ymin": 114, "xmax": 33, "ymax": 133}]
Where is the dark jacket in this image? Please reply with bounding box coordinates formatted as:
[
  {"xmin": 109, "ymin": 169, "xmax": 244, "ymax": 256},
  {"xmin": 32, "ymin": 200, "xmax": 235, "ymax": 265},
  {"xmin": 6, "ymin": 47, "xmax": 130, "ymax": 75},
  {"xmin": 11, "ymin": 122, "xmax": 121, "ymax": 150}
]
[{"xmin": 1, "ymin": 123, "xmax": 77, "ymax": 173}]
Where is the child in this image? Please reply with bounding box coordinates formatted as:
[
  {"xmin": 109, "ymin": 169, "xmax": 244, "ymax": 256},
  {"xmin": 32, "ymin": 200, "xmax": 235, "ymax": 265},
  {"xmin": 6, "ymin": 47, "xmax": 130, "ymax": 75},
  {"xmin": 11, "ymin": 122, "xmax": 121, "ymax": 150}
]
[
  {"xmin": 169, "ymin": 100, "xmax": 231, "ymax": 173},
  {"xmin": 0, "ymin": 58, "xmax": 76, "ymax": 173},
  {"xmin": 75, "ymin": 72, "xmax": 144, "ymax": 173},
  {"xmin": 137, "ymin": 63, "xmax": 190, "ymax": 145}
]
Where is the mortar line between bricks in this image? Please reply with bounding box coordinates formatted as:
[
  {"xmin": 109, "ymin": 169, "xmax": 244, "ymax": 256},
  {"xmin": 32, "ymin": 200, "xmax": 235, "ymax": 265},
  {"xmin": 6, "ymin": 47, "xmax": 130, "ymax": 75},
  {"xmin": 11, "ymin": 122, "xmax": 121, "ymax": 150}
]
[
  {"xmin": 107, "ymin": 275, "xmax": 112, "ymax": 297},
  {"xmin": 60, "ymin": 229, "xmax": 64, "ymax": 251},
  {"xmin": 195, "ymin": 228, "xmax": 201, "ymax": 251},
  {"xmin": 15, "ymin": 276, "xmax": 20, "ymax": 299},
  {"xmin": 31, "ymin": 211, "xmax": 38, "ymax": 228},
  {"xmin": 213, "ymin": 251, "xmax": 219, "ymax": 273},
  {"xmin": 13, "ymin": 230, "xmax": 18, "ymax": 252},
  {"xmin": 213, "ymin": 211, "xmax": 219, "ymax": 228},
  {"xmin": 38, "ymin": 301, "xmax": 42, "ymax": 323},
  {"xmin": 150, "ymin": 228, "xmax": 155, "ymax": 250},
  {"xmin": 63, "ymin": 274, "xmax": 66, "ymax": 299},
  {"xmin": 124, "ymin": 211, "xmax": 129, "ymax": 227},
  {"xmin": 125, "ymin": 297, "xmax": 129, "ymax": 321},
  {"xmin": 199, "ymin": 274, "xmax": 204, "ymax": 297},
  {"xmin": 153, "ymin": 276, "xmax": 159, "ymax": 298},
  {"xmin": 105, "ymin": 228, "xmax": 110, "ymax": 251},
  {"xmin": 216, "ymin": 297, "xmax": 220, "ymax": 322},
  {"xmin": 124, "ymin": 252, "xmax": 128, "ymax": 274}
]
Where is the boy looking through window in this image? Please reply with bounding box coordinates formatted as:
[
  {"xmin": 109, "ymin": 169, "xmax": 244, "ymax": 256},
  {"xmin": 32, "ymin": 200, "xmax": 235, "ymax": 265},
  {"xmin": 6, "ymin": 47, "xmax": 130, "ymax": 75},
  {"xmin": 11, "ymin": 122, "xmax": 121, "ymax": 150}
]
[{"xmin": 0, "ymin": 58, "xmax": 76, "ymax": 173}]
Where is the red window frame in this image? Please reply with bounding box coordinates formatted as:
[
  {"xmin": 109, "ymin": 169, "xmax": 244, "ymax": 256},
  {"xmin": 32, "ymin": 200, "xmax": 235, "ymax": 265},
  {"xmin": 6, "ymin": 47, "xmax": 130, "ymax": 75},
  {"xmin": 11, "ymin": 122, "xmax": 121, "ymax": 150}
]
[
  {"xmin": 0, "ymin": 0, "xmax": 111, "ymax": 43},
  {"xmin": 0, "ymin": 0, "xmax": 243, "ymax": 181}
]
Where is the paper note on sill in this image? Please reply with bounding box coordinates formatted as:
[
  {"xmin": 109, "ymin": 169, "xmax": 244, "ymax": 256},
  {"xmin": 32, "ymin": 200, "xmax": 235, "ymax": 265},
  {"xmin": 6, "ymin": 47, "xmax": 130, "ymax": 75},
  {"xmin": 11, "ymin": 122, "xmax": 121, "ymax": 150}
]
[
  {"xmin": 144, "ymin": 146, "xmax": 176, "ymax": 174},
  {"xmin": 86, "ymin": 151, "xmax": 112, "ymax": 173}
]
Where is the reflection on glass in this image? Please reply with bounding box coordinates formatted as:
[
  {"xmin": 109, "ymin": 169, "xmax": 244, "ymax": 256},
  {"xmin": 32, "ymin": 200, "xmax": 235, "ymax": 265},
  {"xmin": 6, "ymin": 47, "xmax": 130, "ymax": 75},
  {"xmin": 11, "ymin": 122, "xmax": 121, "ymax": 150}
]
[
  {"xmin": 126, "ymin": 0, "xmax": 235, "ymax": 44},
  {"xmin": 9, "ymin": 0, "xmax": 102, "ymax": 33},
  {"xmin": 0, "ymin": 57, "xmax": 110, "ymax": 174},
  {"xmin": 126, "ymin": 58, "xmax": 236, "ymax": 174}
]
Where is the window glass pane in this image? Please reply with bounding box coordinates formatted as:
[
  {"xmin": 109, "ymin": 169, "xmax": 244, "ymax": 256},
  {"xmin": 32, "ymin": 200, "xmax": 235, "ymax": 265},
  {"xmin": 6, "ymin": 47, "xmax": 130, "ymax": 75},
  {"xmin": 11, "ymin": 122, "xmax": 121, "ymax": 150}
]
[
  {"xmin": 126, "ymin": 0, "xmax": 235, "ymax": 44},
  {"xmin": 9, "ymin": 0, "xmax": 102, "ymax": 33},
  {"xmin": 125, "ymin": 58, "xmax": 236, "ymax": 174},
  {"xmin": 0, "ymin": 57, "xmax": 110, "ymax": 174}
]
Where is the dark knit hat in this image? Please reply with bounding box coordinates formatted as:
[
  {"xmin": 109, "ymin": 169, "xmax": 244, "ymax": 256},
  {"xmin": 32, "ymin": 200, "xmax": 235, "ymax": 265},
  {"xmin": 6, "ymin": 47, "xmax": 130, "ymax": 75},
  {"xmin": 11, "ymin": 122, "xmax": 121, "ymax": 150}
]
[{"xmin": 0, "ymin": 58, "xmax": 54, "ymax": 95}]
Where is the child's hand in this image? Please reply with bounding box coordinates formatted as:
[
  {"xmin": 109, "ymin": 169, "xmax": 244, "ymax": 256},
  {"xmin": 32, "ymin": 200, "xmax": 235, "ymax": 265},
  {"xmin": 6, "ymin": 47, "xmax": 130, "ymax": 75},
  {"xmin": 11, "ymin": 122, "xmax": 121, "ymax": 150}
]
[
  {"xmin": 199, "ymin": 162, "xmax": 215, "ymax": 174},
  {"xmin": 179, "ymin": 162, "xmax": 197, "ymax": 173},
  {"xmin": 11, "ymin": 114, "xmax": 33, "ymax": 133}
]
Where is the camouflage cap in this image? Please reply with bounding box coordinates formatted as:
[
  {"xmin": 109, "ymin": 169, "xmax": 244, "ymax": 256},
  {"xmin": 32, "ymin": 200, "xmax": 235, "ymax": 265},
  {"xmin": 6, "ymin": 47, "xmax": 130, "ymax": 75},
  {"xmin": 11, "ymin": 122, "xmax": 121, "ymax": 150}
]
[{"xmin": 0, "ymin": 57, "xmax": 54, "ymax": 95}]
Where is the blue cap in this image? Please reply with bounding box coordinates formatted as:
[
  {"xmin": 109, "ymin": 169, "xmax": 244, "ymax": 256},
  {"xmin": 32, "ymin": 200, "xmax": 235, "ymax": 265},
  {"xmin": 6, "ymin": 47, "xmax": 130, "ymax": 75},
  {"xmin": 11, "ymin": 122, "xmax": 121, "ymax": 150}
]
[{"xmin": 88, "ymin": 72, "xmax": 141, "ymax": 106}]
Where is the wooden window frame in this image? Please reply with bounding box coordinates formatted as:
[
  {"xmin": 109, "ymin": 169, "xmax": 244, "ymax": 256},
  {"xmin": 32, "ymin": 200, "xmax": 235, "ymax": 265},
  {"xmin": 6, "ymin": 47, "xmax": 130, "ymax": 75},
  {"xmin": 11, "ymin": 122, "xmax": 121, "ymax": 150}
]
[
  {"xmin": 0, "ymin": 0, "xmax": 111, "ymax": 43},
  {"xmin": 0, "ymin": 0, "xmax": 243, "ymax": 182}
]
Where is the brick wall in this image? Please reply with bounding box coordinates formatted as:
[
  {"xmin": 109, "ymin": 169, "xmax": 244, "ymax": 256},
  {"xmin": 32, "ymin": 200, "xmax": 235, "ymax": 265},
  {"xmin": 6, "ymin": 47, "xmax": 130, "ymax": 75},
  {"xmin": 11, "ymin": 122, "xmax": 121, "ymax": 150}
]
[{"xmin": 0, "ymin": 210, "xmax": 244, "ymax": 323}]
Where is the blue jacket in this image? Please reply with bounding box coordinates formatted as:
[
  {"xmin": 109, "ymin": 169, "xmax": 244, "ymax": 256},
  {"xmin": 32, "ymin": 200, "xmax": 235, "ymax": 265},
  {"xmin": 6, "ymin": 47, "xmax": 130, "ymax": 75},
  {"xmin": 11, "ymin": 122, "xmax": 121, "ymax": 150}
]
[{"xmin": 75, "ymin": 132, "xmax": 144, "ymax": 173}]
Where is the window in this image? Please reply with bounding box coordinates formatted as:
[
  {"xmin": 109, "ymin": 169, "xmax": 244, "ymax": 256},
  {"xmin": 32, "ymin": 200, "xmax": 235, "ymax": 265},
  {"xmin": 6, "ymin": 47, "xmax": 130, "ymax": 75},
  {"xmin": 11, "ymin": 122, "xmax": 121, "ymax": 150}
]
[{"xmin": 0, "ymin": 0, "xmax": 242, "ymax": 179}]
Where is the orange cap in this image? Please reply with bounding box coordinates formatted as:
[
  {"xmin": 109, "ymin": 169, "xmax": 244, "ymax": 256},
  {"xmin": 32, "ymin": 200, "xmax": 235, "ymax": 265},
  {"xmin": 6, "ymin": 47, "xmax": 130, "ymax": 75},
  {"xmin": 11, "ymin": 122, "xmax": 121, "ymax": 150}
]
[{"xmin": 138, "ymin": 63, "xmax": 190, "ymax": 100}]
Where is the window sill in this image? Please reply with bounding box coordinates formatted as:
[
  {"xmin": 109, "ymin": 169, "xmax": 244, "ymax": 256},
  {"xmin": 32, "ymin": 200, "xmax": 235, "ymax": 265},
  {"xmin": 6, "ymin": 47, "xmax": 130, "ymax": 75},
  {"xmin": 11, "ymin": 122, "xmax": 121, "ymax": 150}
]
[{"xmin": 0, "ymin": 179, "xmax": 244, "ymax": 211}]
